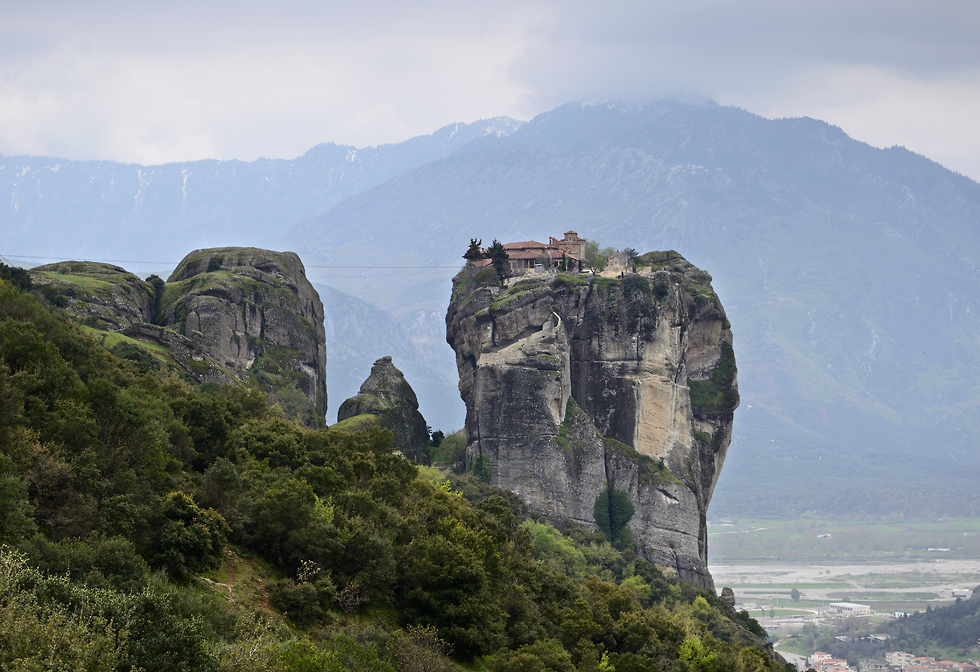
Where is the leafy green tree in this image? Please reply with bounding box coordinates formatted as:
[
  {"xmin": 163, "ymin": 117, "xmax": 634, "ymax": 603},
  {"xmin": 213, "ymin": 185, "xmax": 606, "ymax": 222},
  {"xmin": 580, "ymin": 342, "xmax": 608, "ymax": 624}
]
[
  {"xmin": 0, "ymin": 263, "xmax": 32, "ymax": 290},
  {"xmin": 0, "ymin": 551, "xmax": 130, "ymax": 672},
  {"xmin": 268, "ymin": 575, "xmax": 337, "ymax": 627},
  {"xmin": 153, "ymin": 491, "xmax": 230, "ymax": 573},
  {"xmin": 19, "ymin": 532, "xmax": 149, "ymax": 593},
  {"xmin": 488, "ymin": 638, "xmax": 574, "ymax": 672},
  {"xmin": 790, "ymin": 587, "xmax": 801, "ymax": 602},
  {"xmin": 0, "ymin": 454, "xmax": 36, "ymax": 544},
  {"xmin": 583, "ymin": 240, "xmax": 616, "ymax": 272},
  {"xmin": 229, "ymin": 415, "xmax": 305, "ymax": 470},
  {"xmin": 396, "ymin": 489, "xmax": 508, "ymax": 657},
  {"xmin": 388, "ymin": 624, "xmax": 457, "ymax": 672},
  {"xmin": 679, "ymin": 635, "xmax": 716, "ymax": 671},
  {"xmin": 593, "ymin": 486, "xmax": 635, "ymax": 546},
  {"xmin": 486, "ymin": 239, "xmax": 510, "ymax": 280},
  {"xmin": 463, "ymin": 238, "xmax": 484, "ymax": 261},
  {"xmin": 243, "ymin": 475, "xmax": 319, "ymax": 568}
]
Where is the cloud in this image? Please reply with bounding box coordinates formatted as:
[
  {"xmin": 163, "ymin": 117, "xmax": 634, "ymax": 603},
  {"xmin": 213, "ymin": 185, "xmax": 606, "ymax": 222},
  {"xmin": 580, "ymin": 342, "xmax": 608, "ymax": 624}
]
[
  {"xmin": 0, "ymin": 0, "xmax": 538, "ymax": 162},
  {"xmin": 508, "ymin": 0, "xmax": 980, "ymax": 105},
  {"xmin": 1, "ymin": 0, "xmax": 978, "ymax": 179},
  {"xmin": 507, "ymin": 0, "xmax": 980, "ymax": 179}
]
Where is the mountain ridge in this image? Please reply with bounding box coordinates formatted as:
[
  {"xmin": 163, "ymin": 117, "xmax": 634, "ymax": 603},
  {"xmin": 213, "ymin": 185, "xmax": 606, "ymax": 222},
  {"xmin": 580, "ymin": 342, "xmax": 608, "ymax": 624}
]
[
  {"xmin": 287, "ymin": 100, "xmax": 980, "ymax": 517},
  {"xmin": 6, "ymin": 99, "xmax": 979, "ymax": 516}
]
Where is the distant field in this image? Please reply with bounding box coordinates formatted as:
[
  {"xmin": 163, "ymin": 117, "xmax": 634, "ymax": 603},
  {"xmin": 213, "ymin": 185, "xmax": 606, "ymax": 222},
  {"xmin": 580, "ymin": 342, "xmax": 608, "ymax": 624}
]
[
  {"xmin": 708, "ymin": 517, "xmax": 980, "ymax": 563},
  {"xmin": 711, "ymin": 518, "xmax": 980, "ymax": 664},
  {"xmin": 708, "ymin": 517, "xmax": 980, "ymax": 620}
]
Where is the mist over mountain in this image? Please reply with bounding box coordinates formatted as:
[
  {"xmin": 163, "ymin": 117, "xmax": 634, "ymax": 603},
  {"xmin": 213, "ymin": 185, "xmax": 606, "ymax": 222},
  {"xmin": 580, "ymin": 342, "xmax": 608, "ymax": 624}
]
[{"xmin": 4, "ymin": 99, "xmax": 978, "ymax": 517}]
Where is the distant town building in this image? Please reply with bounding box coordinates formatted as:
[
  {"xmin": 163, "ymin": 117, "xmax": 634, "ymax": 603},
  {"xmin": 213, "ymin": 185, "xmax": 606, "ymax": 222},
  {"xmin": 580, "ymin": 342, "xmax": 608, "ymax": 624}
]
[
  {"xmin": 829, "ymin": 602, "xmax": 872, "ymax": 617},
  {"xmin": 548, "ymin": 230, "xmax": 586, "ymax": 259},
  {"xmin": 885, "ymin": 651, "xmax": 913, "ymax": 666},
  {"xmin": 811, "ymin": 657, "xmax": 849, "ymax": 672},
  {"xmin": 858, "ymin": 660, "xmax": 887, "ymax": 672}
]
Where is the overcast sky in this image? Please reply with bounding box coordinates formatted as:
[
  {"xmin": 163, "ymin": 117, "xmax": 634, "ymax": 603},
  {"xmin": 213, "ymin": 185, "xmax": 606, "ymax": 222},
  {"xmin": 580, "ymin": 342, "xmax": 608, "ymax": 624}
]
[{"xmin": 3, "ymin": 0, "xmax": 979, "ymax": 180}]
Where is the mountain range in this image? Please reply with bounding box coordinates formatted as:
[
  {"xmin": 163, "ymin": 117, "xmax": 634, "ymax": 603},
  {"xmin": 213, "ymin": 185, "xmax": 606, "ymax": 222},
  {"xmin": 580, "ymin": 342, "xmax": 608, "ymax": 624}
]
[{"xmin": 4, "ymin": 100, "xmax": 978, "ymax": 517}]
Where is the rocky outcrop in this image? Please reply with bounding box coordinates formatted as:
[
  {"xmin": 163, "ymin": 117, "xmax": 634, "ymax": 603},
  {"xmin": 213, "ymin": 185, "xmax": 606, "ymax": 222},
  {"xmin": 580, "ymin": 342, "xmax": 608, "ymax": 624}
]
[
  {"xmin": 123, "ymin": 323, "xmax": 239, "ymax": 386},
  {"xmin": 158, "ymin": 247, "xmax": 327, "ymax": 423},
  {"xmin": 445, "ymin": 251, "xmax": 737, "ymax": 588},
  {"xmin": 336, "ymin": 356, "xmax": 430, "ymax": 462},
  {"xmin": 29, "ymin": 261, "xmax": 155, "ymax": 331},
  {"xmin": 30, "ymin": 248, "xmax": 327, "ymax": 425}
]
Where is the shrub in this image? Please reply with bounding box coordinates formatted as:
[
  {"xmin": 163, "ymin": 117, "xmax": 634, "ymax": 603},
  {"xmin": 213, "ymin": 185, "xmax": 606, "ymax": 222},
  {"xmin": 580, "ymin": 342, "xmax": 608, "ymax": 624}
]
[
  {"xmin": 474, "ymin": 266, "xmax": 501, "ymax": 287},
  {"xmin": 593, "ymin": 486, "xmax": 635, "ymax": 546},
  {"xmin": 153, "ymin": 491, "xmax": 230, "ymax": 573},
  {"xmin": 687, "ymin": 342, "xmax": 738, "ymax": 416},
  {"xmin": 269, "ymin": 576, "xmax": 337, "ymax": 627}
]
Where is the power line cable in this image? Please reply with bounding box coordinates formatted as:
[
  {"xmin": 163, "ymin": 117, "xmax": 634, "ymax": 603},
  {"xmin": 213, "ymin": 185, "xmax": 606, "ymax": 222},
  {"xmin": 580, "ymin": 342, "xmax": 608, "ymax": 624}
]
[{"xmin": 0, "ymin": 253, "xmax": 463, "ymax": 270}]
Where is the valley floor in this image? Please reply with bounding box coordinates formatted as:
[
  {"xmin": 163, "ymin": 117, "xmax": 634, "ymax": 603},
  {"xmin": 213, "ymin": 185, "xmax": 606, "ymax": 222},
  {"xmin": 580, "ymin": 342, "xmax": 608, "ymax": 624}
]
[{"xmin": 708, "ymin": 517, "xmax": 980, "ymax": 667}]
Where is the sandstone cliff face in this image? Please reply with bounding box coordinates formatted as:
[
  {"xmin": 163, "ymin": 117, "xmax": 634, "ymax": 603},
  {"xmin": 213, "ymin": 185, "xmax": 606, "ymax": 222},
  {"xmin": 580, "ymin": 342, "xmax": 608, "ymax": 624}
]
[
  {"xmin": 445, "ymin": 252, "xmax": 737, "ymax": 588},
  {"xmin": 336, "ymin": 356, "xmax": 430, "ymax": 462},
  {"xmin": 158, "ymin": 247, "xmax": 327, "ymax": 422},
  {"xmin": 30, "ymin": 248, "xmax": 327, "ymax": 424}
]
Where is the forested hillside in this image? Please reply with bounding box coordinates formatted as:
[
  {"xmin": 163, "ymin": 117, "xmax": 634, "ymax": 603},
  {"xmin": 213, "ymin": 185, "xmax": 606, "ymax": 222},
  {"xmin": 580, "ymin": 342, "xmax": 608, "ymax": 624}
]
[{"xmin": 0, "ymin": 272, "xmax": 790, "ymax": 671}]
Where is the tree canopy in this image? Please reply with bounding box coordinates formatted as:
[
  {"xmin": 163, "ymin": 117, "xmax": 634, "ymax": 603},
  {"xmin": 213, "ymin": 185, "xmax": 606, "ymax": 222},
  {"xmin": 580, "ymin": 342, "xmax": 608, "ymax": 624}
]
[{"xmin": 463, "ymin": 238, "xmax": 484, "ymax": 261}]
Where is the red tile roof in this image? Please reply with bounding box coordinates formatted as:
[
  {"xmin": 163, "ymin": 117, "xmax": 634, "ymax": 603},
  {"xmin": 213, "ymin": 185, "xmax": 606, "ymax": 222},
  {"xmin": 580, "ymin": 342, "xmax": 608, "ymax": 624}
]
[
  {"xmin": 503, "ymin": 241, "xmax": 549, "ymax": 249},
  {"xmin": 507, "ymin": 250, "xmax": 552, "ymax": 260}
]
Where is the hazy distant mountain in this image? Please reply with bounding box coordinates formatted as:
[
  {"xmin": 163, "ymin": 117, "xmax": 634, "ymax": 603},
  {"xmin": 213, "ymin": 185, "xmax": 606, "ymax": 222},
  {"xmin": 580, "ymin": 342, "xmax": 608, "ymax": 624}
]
[
  {"xmin": 5, "ymin": 100, "xmax": 979, "ymax": 517},
  {"xmin": 319, "ymin": 283, "xmax": 454, "ymax": 426},
  {"xmin": 1, "ymin": 117, "xmax": 520, "ymax": 430},
  {"xmin": 0, "ymin": 117, "xmax": 523, "ymax": 264},
  {"xmin": 288, "ymin": 101, "xmax": 980, "ymax": 517}
]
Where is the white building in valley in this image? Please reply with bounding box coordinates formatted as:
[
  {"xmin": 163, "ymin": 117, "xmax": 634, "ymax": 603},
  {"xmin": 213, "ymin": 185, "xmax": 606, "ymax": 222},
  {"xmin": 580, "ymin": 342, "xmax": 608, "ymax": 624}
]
[{"xmin": 828, "ymin": 602, "xmax": 872, "ymax": 617}]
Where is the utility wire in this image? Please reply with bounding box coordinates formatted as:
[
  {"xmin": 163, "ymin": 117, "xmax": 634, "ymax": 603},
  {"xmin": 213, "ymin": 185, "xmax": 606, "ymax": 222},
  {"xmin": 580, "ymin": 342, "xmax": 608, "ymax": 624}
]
[{"xmin": 0, "ymin": 253, "xmax": 463, "ymax": 270}]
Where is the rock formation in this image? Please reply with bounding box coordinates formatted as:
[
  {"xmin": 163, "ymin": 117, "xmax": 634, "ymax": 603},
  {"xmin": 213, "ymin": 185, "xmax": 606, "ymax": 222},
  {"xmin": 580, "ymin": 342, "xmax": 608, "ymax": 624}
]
[
  {"xmin": 30, "ymin": 247, "xmax": 327, "ymax": 424},
  {"xmin": 28, "ymin": 261, "xmax": 155, "ymax": 331},
  {"xmin": 445, "ymin": 251, "xmax": 737, "ymax": 588},
  {"xmin": 157, "ymin": 247, "xmax": 327, "ymax": 422},
  {"xmin": 336, "ymin": 356, "xmax": 430, "ymax": 462}
]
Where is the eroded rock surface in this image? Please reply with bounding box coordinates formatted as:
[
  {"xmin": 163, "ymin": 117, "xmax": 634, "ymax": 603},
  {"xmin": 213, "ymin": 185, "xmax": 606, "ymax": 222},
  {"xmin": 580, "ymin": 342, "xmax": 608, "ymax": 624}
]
[
  {"xmin": 445, "ymin": 251, "xmax": 737, "ymax": 588},
  {"xmin": 29, "ymin": 261, "xmax": 155, "ymax": 331},
  {"xmin": 159, "ymin": 247, "xmax": 327, "ymax": 422},
  {"xmin": 336, "ymin": 356, "xmax": 429, "ymax": 462},
  {"xmin": 30, "ymin": 248, "xmax": 327, "ymax": 424}
]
